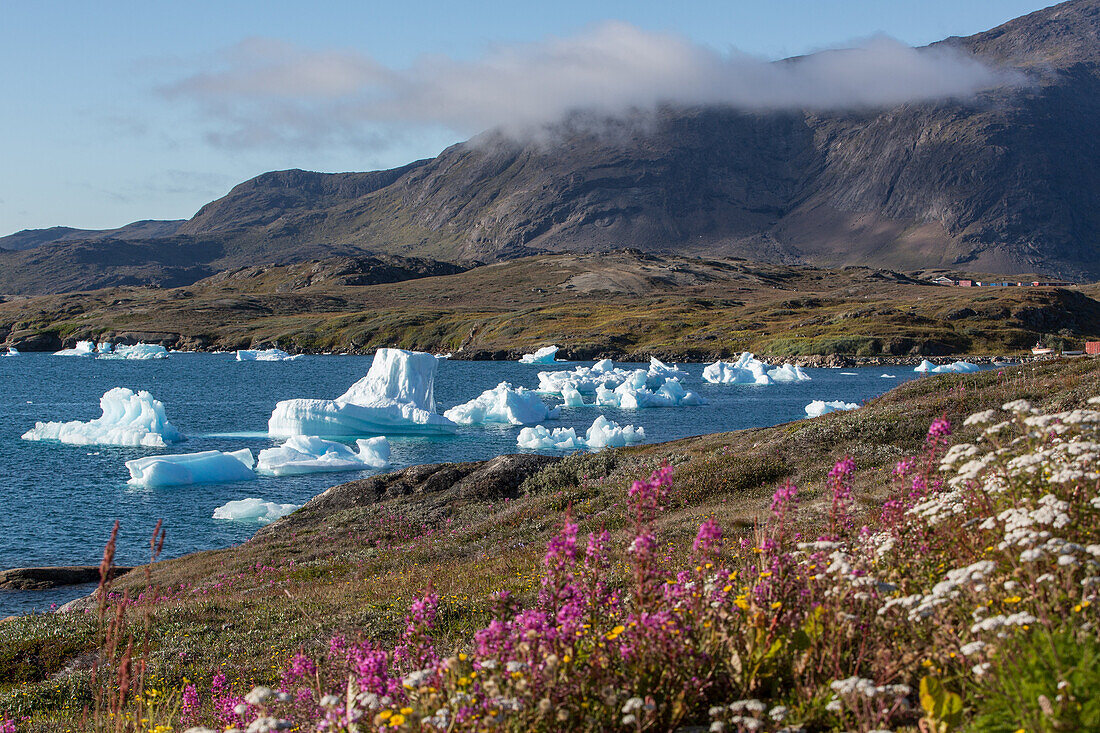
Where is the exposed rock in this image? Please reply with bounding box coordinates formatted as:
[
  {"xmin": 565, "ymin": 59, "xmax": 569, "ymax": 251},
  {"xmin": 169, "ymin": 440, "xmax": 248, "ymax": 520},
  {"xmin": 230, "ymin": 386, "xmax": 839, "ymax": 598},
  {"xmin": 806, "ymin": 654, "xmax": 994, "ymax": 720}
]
[
  {"xmin": 255, "ymin": 453, "xmax": 561, "ymax": 538},
  {"xmin": 0, "ymin": 566, "xmax": 134, "ymax": 590}
]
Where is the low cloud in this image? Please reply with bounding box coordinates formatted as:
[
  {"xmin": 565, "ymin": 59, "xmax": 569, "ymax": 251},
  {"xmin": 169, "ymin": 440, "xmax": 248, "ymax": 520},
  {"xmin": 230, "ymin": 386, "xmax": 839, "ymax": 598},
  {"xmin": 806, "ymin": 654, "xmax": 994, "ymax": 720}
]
[{"xmin": 162, "ymin": 23, "xmax": 1020, "ymax": 149}]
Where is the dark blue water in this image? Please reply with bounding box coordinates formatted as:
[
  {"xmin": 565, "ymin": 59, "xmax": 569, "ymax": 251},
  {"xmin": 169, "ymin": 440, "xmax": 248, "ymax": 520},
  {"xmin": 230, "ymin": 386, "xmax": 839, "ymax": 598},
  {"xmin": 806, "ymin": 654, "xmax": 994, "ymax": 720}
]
[{"xmin": 0, "ymin": 353, "xmax": 926, "ymax": 614}]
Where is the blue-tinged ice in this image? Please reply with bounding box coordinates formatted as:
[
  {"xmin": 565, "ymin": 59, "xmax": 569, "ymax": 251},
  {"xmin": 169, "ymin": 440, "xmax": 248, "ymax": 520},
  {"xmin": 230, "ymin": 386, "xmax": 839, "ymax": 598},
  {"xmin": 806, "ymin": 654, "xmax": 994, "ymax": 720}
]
[
  {"xmin": 212, "ymin": 498, "xmax": 300, "ymax": 524},
  {"xmin": 537, "ymin": 357, "xmax": 691, "ymax": 396},
  {"xmin": 257, "ymin": 436, "xmax": 390, "ymax": 476},
  {"xmin": 237, "ymin": 348, "xmax": 302, "ymax": 361},
  {"xmin": 3, "ymin": 347, "xmax": 18, "ymax": 356},
  {"xmin": 21, "ymin": 387, "xmax": 183, "ymax": 447},
  {"xmin": 914, "ymin": 360, "xmax": 980, "ymax": 374},
  {"xmin": 444, "ymin": 382, "xmax": 560, "ymax": 425},
  {"xmin": 517, "ymin": 415, "xmax": 645, "ymax": 451},
  {"xmin": 805, "ymin": 400, "xmax": 860, "ymax": 417},
  {"xmin": 703, "ymin": 353, "xmax": 811, "ymax": 385},
  {"xmin": 126, "ymin": 449, "xmax": 255, "ymax": 487},
  {"xmin": 98, "ymin": 343, "xmax": 169, "ymax": 360},
  {"xmin": 54, "ymin": 340, "xmax": 98, "ymax": 357},
  {"xmin": 519, "ymin": 345, "xmax": 560, "ymax": 364},
  {"xmin": 268, "ymin": 348, "xmax": 457, "ymax": 437}
]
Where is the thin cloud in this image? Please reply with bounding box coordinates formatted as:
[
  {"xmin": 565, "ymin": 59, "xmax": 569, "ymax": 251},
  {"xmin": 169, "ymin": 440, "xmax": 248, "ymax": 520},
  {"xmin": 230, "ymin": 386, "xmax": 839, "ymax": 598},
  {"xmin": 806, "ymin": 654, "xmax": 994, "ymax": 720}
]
[{"xmin": 161, "ymin": 23, "xmax": 1022, "ymax": 149}]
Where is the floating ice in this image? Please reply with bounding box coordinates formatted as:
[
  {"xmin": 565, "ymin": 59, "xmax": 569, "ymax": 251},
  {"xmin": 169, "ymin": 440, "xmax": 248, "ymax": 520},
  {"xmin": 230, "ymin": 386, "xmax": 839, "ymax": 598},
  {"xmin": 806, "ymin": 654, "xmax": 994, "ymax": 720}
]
[
  {"xmin": 98, "ymin": 343, "xmax": 169, "ymax": 360},
  {"xmin": 805, "ymin": 400, "xmax": 860, "ymax": 417},
  {"xmin": 881, "ymin": 374, "xmax": 897, "ymax": 379},
  {"xmin": 3, "ymin": 347, "xmax": 18, "ymax": 356},
  {"xmin": 584, "ymin": 415, "xmax": 646, "ymax": 448},
  {"xmin": 839, "ymin": 372, "xmax": 859, "ymax": 376},
  {"xmin": 212, "ymin": 498, "xmax": 301, "ymax": 524},
  {"xmin": 595, "ymin": 377, "xmax": 705, "ymax": 409},
  {"xmin": 54, "ymin": 340, "xmax": 97, "ymax": 357},
  {"xmin": 518, "ymin": 415, "xmax": 645, "ymax": 451},
  {"xmin": 269, "ymin": 348, "xmax": 457, "ymax": 437},
  {"xmin": 915, "ymin": 360, "xmax": 980, "ymax": 374},
  {"xmin": 126, "ymin": 449, "xmax": 255, "ymax": 487},
  {"xmin": 703, "ymin": 353, "xmax": 811, "ymax": 385},
  {"xmin": 561, "ymin": 385, "xmax": 588, "ymax": 407},
  {"xmin": 519, "ymin": 345, "xmax": 560, "ymax": 364},
  {"xmin": 443, "ymin": 382, "xmax": 560, "ymax": 425},
  {"xmin": 257, "ymin": 435, "xmax": 390, "ymax": 476},
  {"xmin": 22, "ymin": 387, "xmax": 183, "ymax": 447},
  {"xmin": 434, "ymin": 352, "xmax": 453, "ymax": 359},
  {"xmin": 237, "ymin": 348, "xmax": 302, "ymax": 361},
  {"xmin": 537, "ymin": 358, "xmax": 689, "ymax": 396},
  {"xmin": 646, "ymin": 356, "xmax": 690, "ymax": 382},
  {"xmin": 517, "ymin": 425, "xmax": 586, "ymax": 450}
]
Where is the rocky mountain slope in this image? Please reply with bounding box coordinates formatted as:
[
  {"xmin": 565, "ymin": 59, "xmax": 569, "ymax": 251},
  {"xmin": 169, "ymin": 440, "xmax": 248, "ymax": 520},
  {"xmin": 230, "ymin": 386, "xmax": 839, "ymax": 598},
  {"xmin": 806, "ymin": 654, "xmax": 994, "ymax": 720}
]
[{"xmin": 2, "ymin": 0, "xmax": 1099, "ymax": 294}]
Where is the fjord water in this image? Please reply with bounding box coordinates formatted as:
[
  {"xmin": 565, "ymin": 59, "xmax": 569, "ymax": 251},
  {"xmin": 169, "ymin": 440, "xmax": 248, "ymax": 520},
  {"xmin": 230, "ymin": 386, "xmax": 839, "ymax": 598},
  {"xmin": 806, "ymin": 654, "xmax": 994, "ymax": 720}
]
[{"xmin": 1, "ymin": 354, "xmax": 924, "ymax": 615}]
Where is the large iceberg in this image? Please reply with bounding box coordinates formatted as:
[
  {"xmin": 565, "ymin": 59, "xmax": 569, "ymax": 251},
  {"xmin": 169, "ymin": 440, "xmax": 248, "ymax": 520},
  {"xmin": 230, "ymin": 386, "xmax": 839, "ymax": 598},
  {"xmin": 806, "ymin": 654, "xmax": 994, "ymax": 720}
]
[
  {"xmin": 22, "ymin": 387, "xmax": 183, "ymax": 447},
  {"xmin": 126, "ymin": 449, "xmax": 255, "ymax": 487},
  {"xmin": 517, "ymin": 415, "xmax": 645, "ymax": 451},
  {"xmin": 443, "ymin": 382, "xmax": 560, "ymax": 425},
  {"xmin": 703, "ymin": 353, "xmax": 811, "ymax": 385},
  {"xmin": 98, "ymin": 343, "xmax": 169, "ymax": 360},
  {"xmin": 237, "ymin": 348, "xmax": 302, "ymax": 361},
  {"xmin": 268, "ymin": 348, "xmax": 457, "ymax": 437},
  {"xmin": 519, "ymin": 345, "xmax": 560, "ymax": 364},
  {"xmin": 54, "ymin": 340, "xmax": 98, "ymax": 357},
  {"xmin": 914, "ymin": 360, "xmax": 980, "ymax": 374},
  {"xmin": 257, "ymin": 436, "xmax": 390, "ymax": 476},
  {"xmin": 805, "ymin": 400, "xmax": 860, "ymax": 417},
  {"xmin": 213, "ymin": 498, "xmax": 301, "ymax": 524}
]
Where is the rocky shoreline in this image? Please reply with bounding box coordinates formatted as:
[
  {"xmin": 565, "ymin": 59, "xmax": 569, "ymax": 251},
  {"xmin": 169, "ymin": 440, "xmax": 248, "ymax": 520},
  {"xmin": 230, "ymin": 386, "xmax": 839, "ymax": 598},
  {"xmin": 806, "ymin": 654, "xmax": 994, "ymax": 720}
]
[{"xmin": 0, "ymin": 332, "xmax": 1049, "ymax": 368}]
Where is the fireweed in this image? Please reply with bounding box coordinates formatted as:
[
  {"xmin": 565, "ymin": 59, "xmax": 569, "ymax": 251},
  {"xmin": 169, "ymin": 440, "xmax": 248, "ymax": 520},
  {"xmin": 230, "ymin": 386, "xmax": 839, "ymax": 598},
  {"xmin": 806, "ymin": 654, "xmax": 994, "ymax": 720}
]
[{"xmin": 108, "ymin": 401, "xmax": 1098, "ymax": 732}]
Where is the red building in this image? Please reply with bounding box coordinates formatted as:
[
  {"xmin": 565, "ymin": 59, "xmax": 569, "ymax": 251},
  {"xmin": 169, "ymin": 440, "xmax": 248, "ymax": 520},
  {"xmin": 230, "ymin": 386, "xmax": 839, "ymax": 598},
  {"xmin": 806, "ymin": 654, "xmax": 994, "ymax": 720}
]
[{"xmin": 1087, "ymin": 341, "xmax": 1100, "ymax": 355}]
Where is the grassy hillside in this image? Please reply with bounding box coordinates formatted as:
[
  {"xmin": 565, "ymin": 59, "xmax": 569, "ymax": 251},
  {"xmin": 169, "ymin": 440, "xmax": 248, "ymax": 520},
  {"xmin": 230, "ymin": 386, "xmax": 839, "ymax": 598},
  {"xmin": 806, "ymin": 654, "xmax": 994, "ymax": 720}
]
[
  {"xmin": 1, "ymin": 357, "xmax": 1097, "ymax": 730},
  {"xmin": 2, "ymin": 253, "xmax": 1098, "ymax": 359}
]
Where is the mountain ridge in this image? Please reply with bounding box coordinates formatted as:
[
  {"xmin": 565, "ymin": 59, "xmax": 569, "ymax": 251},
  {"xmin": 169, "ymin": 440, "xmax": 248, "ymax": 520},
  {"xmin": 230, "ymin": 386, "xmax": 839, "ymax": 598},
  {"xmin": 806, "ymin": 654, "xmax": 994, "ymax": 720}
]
[{"xmin": 3, "ymin": 0, "xmax": 1098, "ymax": 293}]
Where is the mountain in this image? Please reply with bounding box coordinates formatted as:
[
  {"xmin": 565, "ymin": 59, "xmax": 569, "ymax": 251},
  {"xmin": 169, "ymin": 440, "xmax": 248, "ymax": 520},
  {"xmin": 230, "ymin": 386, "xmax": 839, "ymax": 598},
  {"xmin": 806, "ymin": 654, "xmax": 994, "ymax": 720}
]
[
  {"xmin": 2, "ymin": 0, "xmax": 1099, "ymax": 294},
  {"xmin": 0, "ymin": 220, "xmax": 184, "ymax": 252}
]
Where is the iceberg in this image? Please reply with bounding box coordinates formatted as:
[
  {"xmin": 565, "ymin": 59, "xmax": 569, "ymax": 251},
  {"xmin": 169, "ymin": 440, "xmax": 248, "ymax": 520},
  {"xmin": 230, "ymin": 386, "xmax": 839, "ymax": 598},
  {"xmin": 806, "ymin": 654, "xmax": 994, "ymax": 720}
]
[
  {"xmin": 881, "ymin": 374, "xmax": 897, "ymax": 379},
  {"xmin": 595, "ymin": 377, "xmax": 705, "ymax": 409},
  {"xmin": 126, "ymin": 449, "xmax": 255, "ymax": 487},
  {"xmin": 584, "ymin": 415, "xmax": 646, "ymax": 448},
  {"xmin": 517, "ymin": 425, "xmax": 586, "ymax": 450},
  {"xmin": 213, "ymin": 498, "xmax": 301, "ymax": 524},
  {"xmin": 537, "ymin": 358, "xmax": 688, "ymax": 396},
  {"xmin": 3, "ymin": 347, "xmax": 18, "ymax": 356},
  {"xmin": 561, "ymin": 385, "xmax": 588, "ymax": 407},
  {"xmin": 268, "ymin": 348, "xmax": 457, "ymax": 437},
  {"xmin": 915, "ymin": 360, "xmax": 980, "ymax": 374},
  {"xmin": 443, "ymin": 382, "xmax": 560, "ymax": 425},
  {"xmin": 97, "ymin": 343, "xmax": 169, "ymax": 360},
  {"xmin": 805, "ymin": 400, "xmax": 860, "ymax": 418},
  {"xmin": 22, "ymin": 387, "xmax": 183, "ymax": 447},
  {"xmin": 237, "ymin": 348, "xmax": 302, "ymax": 361},
  {"xmin": 703, "ymin": 353, "xmax": 811, "ymax": 385},
  {"xmin": 517, "ymin": 415, "xmax": 645, "ymax": 451},
  {"xmin": 257, "ymin": 435, "xmax": 390, "ymax": 476},
  {"xmin": 519, "ymin": 345, "xmax": 560, "ymax": 364},
  {"xmin": 54, "ymin": 340, "xmax": 98, "ymax": 357}
]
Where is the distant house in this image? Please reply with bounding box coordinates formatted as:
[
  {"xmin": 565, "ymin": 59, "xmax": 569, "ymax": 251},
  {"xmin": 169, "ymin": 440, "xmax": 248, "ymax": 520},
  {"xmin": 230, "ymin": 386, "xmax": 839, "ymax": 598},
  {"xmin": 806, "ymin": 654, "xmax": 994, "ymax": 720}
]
[
  {"xmin": 930, "ymin": 276, "xmax": 955, "ymax": 286},
  {"xmin": 958, "ymin": 279, "xmax": 973, "ymax": 287},
  {"xmin": 1087, "ymin": 341, "xmax": 1100, "ymax": 355}
]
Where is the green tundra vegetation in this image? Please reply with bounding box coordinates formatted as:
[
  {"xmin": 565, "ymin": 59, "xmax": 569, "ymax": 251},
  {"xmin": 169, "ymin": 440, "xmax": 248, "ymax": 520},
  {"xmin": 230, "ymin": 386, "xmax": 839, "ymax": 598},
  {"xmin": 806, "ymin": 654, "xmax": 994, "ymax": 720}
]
[{"xmin": 0, "ymin": 357, "xmax": 1097, "ymax": 731}]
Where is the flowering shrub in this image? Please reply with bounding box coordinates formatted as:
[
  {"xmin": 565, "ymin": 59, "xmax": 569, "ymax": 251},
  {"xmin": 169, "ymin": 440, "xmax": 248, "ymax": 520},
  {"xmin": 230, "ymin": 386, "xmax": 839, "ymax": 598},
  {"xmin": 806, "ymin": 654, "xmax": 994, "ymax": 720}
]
[{"xmin": 146, "ymin": 399, "xmax": 1100, "ymax": 730}]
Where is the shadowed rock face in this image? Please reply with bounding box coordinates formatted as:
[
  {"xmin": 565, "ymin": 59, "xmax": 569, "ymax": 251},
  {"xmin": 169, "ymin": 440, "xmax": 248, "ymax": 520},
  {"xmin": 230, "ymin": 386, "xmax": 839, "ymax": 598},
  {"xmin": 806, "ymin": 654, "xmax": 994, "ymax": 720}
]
[
  {"xmin": 2, "ymin": 1, "xmax": 1099, "ymax": 293},
  {"xmin": 254, "ymin": 453, "xmax": 561, "ymax": 538}
]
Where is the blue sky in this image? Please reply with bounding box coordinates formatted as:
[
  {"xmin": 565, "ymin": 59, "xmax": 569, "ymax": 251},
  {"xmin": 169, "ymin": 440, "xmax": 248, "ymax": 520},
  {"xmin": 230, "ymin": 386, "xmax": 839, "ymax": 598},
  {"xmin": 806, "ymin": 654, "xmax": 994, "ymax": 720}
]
[{"xmin": 0, "ymin": 0, "xmax": 1052, "ymax": 235}]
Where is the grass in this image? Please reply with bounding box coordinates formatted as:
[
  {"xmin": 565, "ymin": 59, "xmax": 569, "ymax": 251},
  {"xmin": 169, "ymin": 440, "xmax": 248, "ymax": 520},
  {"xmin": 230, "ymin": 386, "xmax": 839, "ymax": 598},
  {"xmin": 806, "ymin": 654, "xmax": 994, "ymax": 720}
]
[
  {"xmin": 2, "ymin": 252, "xmax": 1098, "ymax": 359},
  {"xmin": 0, "ymin": 358, "xmax": 1096, "ymax": 730}
]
